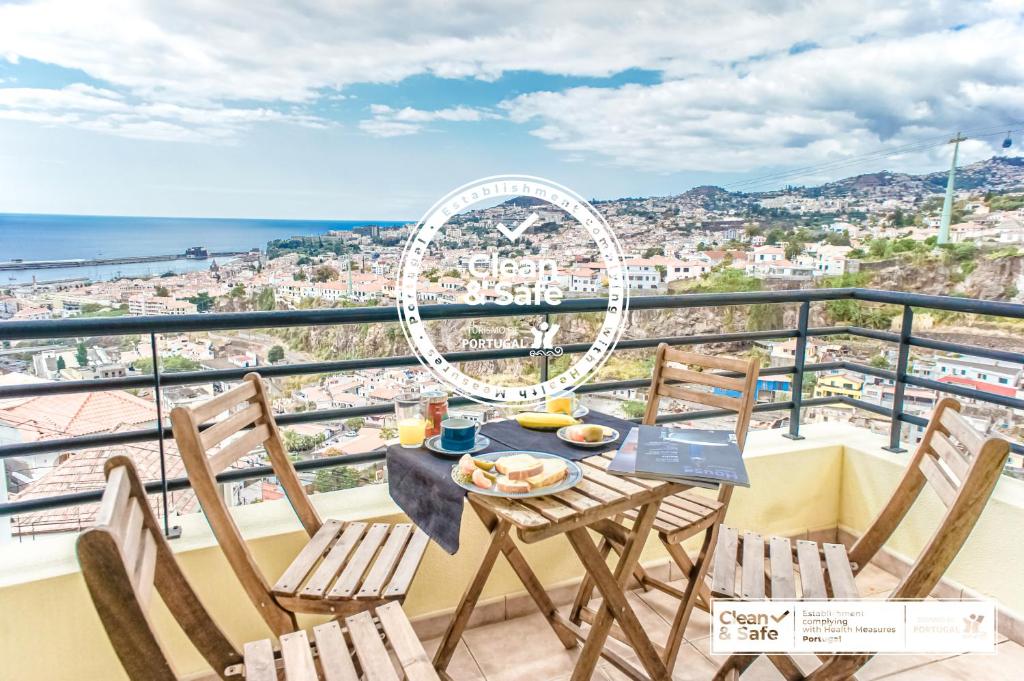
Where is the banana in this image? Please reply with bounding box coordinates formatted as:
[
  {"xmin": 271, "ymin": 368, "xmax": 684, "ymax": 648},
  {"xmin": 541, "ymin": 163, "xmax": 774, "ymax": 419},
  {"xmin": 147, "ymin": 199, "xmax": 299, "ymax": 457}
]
[{"xmin": 515, "ymin": 412, "xmax": 580, "ymax": 430}]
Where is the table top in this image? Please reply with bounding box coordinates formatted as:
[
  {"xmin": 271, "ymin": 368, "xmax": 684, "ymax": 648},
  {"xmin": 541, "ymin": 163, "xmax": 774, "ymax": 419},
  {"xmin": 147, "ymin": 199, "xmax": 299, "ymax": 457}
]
[{"xmin": 469, "ymin": 450, "xmax": 688, "ymax": 543}]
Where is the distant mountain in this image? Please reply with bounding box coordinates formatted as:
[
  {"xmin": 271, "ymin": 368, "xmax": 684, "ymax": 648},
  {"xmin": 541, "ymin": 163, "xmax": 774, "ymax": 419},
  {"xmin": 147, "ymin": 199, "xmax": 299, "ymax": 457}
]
[{"xmin": 786, "ymin": 156, "xmax": 1024, "ymax": 198}]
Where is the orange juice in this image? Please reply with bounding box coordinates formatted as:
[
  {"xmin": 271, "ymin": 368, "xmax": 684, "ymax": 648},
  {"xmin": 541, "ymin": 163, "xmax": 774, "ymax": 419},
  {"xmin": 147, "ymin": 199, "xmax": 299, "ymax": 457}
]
[
  {"xmin": 398, "ymin": 417, "xmax": 426, "ymax": 447},
  {"xmin": 546, "ymin": 392, "xmax": 576, "ymax": 415}
]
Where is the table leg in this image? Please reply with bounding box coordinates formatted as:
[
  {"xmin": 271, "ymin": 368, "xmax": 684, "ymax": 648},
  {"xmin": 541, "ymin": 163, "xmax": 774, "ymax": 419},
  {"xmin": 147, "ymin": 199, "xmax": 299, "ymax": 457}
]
[
  {"xmin": 566, "ymin": 501, "xmax": 671, "ymax": 681},
  {"xmin": 471, "ymin": 501, "xmax": 577, "ymax": 650},
  {"xmin": 432, "ymin": 515, "xmax": 510, "ymax": 671}
]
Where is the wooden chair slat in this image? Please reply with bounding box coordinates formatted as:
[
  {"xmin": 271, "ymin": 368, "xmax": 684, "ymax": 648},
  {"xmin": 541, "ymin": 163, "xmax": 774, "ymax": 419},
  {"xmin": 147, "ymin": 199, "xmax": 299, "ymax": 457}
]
[
  {"xmin": 919, "ymin": 453, "xmax": 958, "ymax": 507},
  {"xmin": 711, "ymin": 526, "xmax": 739, "ymax": 596},
  {"xmin": 357, "ymin": 524, "xmax": 414, "ymax": 599},
  {"xmin": 347, "ymin": 610, "xmax": 401, "ymax": 681},
  {"xmin": 280, "ymin": 629, "xmax": 318, "ymax": 681},
  {"xmin": 663, "ymin": 346, "xmax": 751, "ymax": 372},
  {"xmin": 661, "ymin": 492, "xmax": 721, "ymax": 518},
  {"xmin": 273, "ymin": 519, "xmax": 345, "ymax": 596},
  {"xmin": 929, "ymin": 431, "xmax": 970, "ymax": 482},
  {"xmin": 313, "ymin": 620, "xmax": 360, "ymax": 681},
  {"xmin": 242, "ymin": 639, "xmax": 277, "ymax": 681},
  {"xmin": 376, "ymin": 602, "xmax": 439, "ymax": 681},
  {"xmin": 470, "ymin": 496, "xmax": 549, "ymax": 528},
  {"xmin": 822, "ymin": 543, "xmax": 858, "ymax": 599},
  {"xmin": 133, "ymin": 531, "xmax": 158, "ymax": 608},
  {"xmin": 208, "ymin": 423, "xmax": 271, "ymax": 474},
  {"xmin": 741, "ymin": 532, "xmax": 766, "ymax": 599},
  {"xmin": 95, "ymin": 465, "xmax": 131, "ymax": 538},
  {"xmin": 661, "ymin": 365, "xmax": 747, "ymax": 393},
  {"xmin": 328, "ymin": 523, "xmax": 390, "ymax": 599},
  {"xmin": 192, "ymin": 381, "xmax": 257, "ymax": 424},
  {"xmin": 302, "ymin": 522, "xmax": 368, "ymax": 599},
  {"xmin": 199, "ymin": 402, "xmax": 262, "ymax": 450},
  {"xmin": 120, "ymin": 500, "xmax": 145, "ymax": 568},
  {"xmin": 939, "ymin": 407, "xmax": 986, "ymax": 453},
  {"xmin": 657, "ymin": 382, "xmax": 744, "ymax": 412},
  {"xmin": 796, "ymin": 540, "xmax": 827, "ymax": 599},
  {"xmin": 384, "ymin": 529, "xmax": 431, "ymax": 599},
  {"xmin": 768, "ymin": 536, "xmax": 796, "ymax": 599},
  {"xmin": 654, "ymin": 502, "xmax": 703, "ymax": 526}
]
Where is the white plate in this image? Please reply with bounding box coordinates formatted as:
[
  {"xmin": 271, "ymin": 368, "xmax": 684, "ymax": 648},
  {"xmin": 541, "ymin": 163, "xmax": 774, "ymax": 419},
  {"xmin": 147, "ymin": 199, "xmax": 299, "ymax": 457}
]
[
  {"xmin": 451, "ymin": 451, "xmax": 582, "ymax": 498},
  {"xmin": 555, "ymin": 425, "xmax": 620, "ymax": 449}
]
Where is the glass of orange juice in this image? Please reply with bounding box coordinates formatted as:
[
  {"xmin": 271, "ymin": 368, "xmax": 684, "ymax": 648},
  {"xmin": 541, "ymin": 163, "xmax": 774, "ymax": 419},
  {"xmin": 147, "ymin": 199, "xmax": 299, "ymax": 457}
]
[
  {"xmin": 546, "ymin": 390, "xmax": 578, "ymax": 416},
  {"xmin": 395, "ymin": 393, "xmax": 426, "ymax": 448}
]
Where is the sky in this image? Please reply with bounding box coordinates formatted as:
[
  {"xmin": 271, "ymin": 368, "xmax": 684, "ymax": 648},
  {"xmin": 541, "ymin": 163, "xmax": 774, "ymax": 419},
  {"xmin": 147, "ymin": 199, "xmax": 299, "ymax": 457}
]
[{"xmin": 0, "ymin": 0, "xmax": 1022, "ymax": 220}]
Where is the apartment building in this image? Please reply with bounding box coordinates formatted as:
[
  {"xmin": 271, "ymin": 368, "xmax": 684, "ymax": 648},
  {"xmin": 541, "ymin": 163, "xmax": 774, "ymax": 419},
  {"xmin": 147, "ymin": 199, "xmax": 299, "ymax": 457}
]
[{"xmin": 127, "ymin": 295, "xmax": 198, "ymax": 316}]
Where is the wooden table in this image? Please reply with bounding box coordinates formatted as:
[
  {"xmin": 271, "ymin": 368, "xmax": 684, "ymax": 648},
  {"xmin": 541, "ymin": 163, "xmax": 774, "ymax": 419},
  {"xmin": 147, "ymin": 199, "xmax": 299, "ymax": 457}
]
[{"xmin": 432, "ymin": 451, "xmax": 688, "ymax": 681}]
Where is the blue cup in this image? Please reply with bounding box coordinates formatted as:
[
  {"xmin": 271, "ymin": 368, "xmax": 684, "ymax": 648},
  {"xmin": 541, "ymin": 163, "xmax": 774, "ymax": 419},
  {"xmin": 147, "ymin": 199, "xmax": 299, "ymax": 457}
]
[{"xmin": 440, "ymin": 418, "xmax": 478, "ymax": 452}]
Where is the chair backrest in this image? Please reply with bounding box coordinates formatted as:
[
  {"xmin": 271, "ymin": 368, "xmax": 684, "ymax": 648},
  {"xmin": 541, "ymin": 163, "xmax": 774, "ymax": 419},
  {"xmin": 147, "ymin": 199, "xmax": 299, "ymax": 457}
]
[
  {"xmin": 170, "ymin": 372, "xmax": 316, "ymax": 635},
  {"xmin": 642, "ymin": 343, "xmax": 761, "ymax": 503},
  {"xmin": 847, "ymin": 398, "xmax": 1010, "ymax": 599},
  {"xmin": 76, "ymin": 456, "xmax": 242, "ymax": 681}
]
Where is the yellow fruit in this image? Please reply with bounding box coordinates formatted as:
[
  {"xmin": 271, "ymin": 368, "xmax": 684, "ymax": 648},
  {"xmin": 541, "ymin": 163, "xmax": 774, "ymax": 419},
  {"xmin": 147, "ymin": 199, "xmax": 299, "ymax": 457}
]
[
  {"xmin": 581, "ymin": 424, "xmax": 605, "ymax": 443},
  {"xmin": 515, "ymin": 412, "xmax": 580, "ymax": 430},
  {"xmin": 473, "ymin": 458, "xmax": 496, "ymax": 472}
]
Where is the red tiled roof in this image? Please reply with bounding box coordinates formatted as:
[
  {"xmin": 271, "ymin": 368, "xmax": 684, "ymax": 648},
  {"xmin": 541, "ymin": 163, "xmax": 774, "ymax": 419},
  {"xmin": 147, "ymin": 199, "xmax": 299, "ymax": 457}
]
[
  {"xmin": 938, "ymin": 375, "xmax": 1016, "ymax": 398},
  {"xmin": 0, "ymin": 390, "xmax": 156, "ymax": 442}
]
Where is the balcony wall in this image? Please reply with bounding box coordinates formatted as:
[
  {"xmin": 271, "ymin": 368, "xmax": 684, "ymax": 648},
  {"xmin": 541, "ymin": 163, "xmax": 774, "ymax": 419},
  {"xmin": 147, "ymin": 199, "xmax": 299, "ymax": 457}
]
[{"xmin": 0, "ymin": 422, "xmax": 1020, "ymax": 681}]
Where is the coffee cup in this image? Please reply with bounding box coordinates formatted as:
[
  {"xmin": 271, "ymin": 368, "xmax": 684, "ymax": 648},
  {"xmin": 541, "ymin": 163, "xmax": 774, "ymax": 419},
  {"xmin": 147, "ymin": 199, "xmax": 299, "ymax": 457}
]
[{"xmin": 440, "ymin": 418, "xmax": 479, "ymax": 452}]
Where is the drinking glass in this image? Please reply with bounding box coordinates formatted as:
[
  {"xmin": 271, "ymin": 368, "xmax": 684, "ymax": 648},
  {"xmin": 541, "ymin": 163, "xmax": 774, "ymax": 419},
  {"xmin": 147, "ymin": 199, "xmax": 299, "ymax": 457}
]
[{"xmin": 395, "ymin": 393, "xmax": 426, "ymax": 448}]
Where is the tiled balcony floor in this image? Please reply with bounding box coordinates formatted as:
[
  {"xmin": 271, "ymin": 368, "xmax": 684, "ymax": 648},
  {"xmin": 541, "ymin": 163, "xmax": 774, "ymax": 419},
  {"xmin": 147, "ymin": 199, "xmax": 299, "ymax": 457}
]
[{"xmin": 423, "ymin": 565, "xmax": 1024, "ymax": 680}]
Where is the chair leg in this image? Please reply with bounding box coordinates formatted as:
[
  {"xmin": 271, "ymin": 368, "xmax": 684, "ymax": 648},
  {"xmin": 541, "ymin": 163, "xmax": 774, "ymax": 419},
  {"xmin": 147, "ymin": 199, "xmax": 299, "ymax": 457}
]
[
  {"xmin": 713, "ymin": 654, "xmax": 759, "ymax": 681},
  {"xmin": 805, "ymin": 654, "xmax": 870, "ymax": 681},
  {"xmin": 662, "ymin": 522, "xmax": 721, "ymax": 671}
]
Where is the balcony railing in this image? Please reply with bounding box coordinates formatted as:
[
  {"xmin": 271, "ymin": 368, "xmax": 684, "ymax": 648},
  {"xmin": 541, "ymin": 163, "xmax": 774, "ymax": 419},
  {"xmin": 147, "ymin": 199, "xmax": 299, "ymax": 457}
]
[{"xmin": 1, "ymin": 287, "xmax": 1022, "ymax": 538}]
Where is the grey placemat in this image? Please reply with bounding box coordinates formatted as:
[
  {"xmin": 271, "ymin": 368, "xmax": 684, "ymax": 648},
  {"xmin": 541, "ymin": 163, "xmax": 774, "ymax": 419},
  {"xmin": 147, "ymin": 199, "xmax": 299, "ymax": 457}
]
[{"xmin": 385, "ymin": 410, "xmax": 634, "ymax": 554}]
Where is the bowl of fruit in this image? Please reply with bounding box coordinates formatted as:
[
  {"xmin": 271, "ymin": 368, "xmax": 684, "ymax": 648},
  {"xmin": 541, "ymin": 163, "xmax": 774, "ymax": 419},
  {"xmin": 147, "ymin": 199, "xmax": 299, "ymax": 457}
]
[{"xmin": 556, "ymin": 424, "xmax": 620, "ymax": 449}]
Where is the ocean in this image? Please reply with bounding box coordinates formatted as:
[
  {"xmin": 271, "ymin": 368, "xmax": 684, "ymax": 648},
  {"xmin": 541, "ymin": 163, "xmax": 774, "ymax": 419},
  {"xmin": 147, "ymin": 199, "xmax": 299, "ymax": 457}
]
[{"xmin": 0, "ymin": 213, "xmax": 408, "ymax": 285}]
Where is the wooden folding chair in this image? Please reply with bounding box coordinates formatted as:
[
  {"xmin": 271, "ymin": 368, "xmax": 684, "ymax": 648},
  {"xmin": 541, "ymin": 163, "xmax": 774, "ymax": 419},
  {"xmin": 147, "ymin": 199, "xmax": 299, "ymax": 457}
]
[
  {"xmin": 570, "ymin": 342, "xmax": 760, "ymax": 669},
  {"xmin": 170, "ymin": 373, "xmax": 430, "ymax": 637},
  {"xmin": 77, "ymin": 456, "xmax": 440, "ymax": 681},
  {"xmin": 710, "ymin": 398, "xmax": 1011, "ymax": 680}
]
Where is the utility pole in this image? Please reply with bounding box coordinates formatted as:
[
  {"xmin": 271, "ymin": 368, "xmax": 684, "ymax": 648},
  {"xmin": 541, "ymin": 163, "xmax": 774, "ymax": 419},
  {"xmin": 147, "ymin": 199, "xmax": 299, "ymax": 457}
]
[{"xmin": 938, "ymin": 132, "xmax": 967, "ymax": 245}]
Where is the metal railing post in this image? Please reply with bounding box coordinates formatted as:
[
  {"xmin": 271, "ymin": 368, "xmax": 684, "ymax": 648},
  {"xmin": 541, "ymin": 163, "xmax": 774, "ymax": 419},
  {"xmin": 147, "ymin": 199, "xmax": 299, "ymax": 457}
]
[
  {"xmin": 884, "ymin": 306, "xmax": 913, "ymax": 453},
  {"xmin": 783, "ymin": 301, "xmax": 810, "ymax": 440},
  {"xmin": 150, "ymin": 333, "xmax": 181, "ymax": 539},
  {"xmin": 540, "ymin": 312, "xmax": 551, "ymax": 383}
]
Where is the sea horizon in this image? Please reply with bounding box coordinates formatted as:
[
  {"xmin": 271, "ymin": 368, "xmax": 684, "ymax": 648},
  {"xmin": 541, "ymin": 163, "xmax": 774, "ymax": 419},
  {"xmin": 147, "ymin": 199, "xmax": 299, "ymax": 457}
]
[{"xmin": 0, "ymin": 212, "xmax": 410, "ymax": 285}]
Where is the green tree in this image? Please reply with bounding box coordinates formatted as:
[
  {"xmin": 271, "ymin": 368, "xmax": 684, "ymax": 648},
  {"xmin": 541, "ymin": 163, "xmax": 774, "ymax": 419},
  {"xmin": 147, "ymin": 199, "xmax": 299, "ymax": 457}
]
[
  {"xmin": 870, "ymin": 354, "xmax": 890, "ymax": 369},
  {"xmin": 784, "ymin": 240, "xmax": 803, "ymax": 260},
  {"xmin": 75, "ymin": 342, "xmax": 88, "ymax": 367},
  {"xmin": 56, "ymin": 355, "xmax": 66, "ymax": 371},
  {"xmin": 154, "ymin": 285, "xmax": 169, "ymax": 297},
  {"xmin": 293, "ymin": 270, "xmax": 307, "ymax": 281},
  {"xmin": 267, "ymin": 345, "xmax": 285, "ymax": 363},
  {"xmin": 643, "ymin": 246, "xmax": 664, "ymax": 258},
  {"xmin": 312, "ymin": 265, "xmax": 339, "ymax": 282},
  {"xmin": 344, "ymin": 417, "xmax": 365, "ymax": 431},
  {"xmin": 132, "ymin": 355, "xmax": 201, "ymax": 374},
  {"xmin": 256, "ymin": 287, "xmax": 275, "ymax": 311},
  {"xmin": 229, "ymin": 283, "xmax": 246, "ymax": 298},
  {"xmin": 621, "ymin": 400, "xmax": 646, "ymax": 419},
  {"xmin": 187, "ymin": 291, "xmax": 215, "ymax": 312},
  {"xmin": 313, "ymin": 465, "xmax": 362, "ymax": 493},
  {"xmin": 747, "ymin": 303, "xmax": 783, "ymax": 331}
]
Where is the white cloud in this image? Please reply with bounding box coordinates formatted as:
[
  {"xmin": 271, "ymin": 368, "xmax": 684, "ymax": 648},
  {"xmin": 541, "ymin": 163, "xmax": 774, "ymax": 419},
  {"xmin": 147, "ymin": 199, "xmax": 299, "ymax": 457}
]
[
  {"xmin": 360, "ymin": 104, "xmax": 500, "ymax": 136},
  {"xmin": 502, "ymin": 18, "xmax": 1024, "ymax": 178},
  {"xmin": 0, "ymin": 0, "xmax": 1020, "ymax": 170}
]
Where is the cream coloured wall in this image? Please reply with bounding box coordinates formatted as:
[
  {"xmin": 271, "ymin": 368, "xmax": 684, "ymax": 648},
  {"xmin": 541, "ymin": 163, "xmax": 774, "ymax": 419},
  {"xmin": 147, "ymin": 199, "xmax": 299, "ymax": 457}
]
[{"xmin": 0, "ymin": 425, "xmax": 869, "ymax": 681}]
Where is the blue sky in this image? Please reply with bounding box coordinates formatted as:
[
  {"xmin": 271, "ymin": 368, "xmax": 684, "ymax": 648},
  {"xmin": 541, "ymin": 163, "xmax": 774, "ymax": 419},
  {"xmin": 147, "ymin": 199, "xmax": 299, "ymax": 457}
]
[{"xmin": 0, "ymin": 1, "xmax": 1021, "ymax": 220}]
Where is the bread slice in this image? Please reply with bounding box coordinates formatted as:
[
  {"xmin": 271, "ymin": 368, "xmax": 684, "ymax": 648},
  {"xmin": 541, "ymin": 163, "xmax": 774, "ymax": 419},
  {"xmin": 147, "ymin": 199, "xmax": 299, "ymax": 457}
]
[
  {"xmin": 495, "ymin": 476, "xmax": 531, "ymax": 494},
  {"xmin": 495, "ymin": 454, "xmax": 544, "ymax": 480},
  {"xmin": 526, "ymin": 460, "xmax": 569, "ymax": 489}
]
